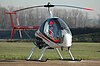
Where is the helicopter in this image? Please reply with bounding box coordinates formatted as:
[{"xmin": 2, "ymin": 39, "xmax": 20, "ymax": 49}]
[{"xmin": 5, "ymin": 2, "xmax": 93, "ymax": 61}]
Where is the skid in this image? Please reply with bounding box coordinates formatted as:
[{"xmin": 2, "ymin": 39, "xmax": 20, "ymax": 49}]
[
  {"xmin": 68, "ymin": 47, "xmax": 75, "ymax": 60},
  {"xmin": 38, "ymin": 46, "xmax": 49, "ymax": 60},
  {"xmin": 26, "ymin": 47, "xmax": 36, "ymax": 60},
  {"xmin": 56, "ymin": 48, "xmax": 63, "ymax": 59}
]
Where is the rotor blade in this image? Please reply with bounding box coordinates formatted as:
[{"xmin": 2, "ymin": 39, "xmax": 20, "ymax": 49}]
[
  {"xmin": 54, "ymin": 5, "xmax": 93, "ymax": 11},
  {"xmin": 13, "ymin": 3, "xmax": 93, "ymax": 12},
  {"xmin": 13, "ymin": 5, "xmax": 44, "ymax": 12}
]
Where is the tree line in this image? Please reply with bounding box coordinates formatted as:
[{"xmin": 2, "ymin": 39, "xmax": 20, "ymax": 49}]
[
  {"xmin": 0, "ymin": 5, "xmax": 100, "ymax": 29},
  {"xmin": 0, "ymin": 5, "xmax": 100, "ymax": 42}
]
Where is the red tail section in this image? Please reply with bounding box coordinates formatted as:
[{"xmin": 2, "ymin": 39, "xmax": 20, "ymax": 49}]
[{"xmin": 5, "ymin": 12, "xmax": 39, "ymax": 41}]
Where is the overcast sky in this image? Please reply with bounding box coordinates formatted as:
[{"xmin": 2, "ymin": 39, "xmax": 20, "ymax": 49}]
[{"xmin": 0, "ymin": 0, "xmax": 100, "ymax": 17}]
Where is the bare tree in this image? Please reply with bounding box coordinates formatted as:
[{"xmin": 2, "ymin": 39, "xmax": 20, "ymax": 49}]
[
  {"xmin": 0, "ymin": 6, "xmax": 8, "ymax": 29},
  {"xmin": 0, "ymin": 5, "xmax": 99, "ymax": 29},
  {"xmin": 97, "ymin": 14, "xmax": 100, "ymax": 28}
]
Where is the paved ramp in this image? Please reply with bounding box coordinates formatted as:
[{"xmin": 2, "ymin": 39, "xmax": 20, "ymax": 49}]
[{"xmin": 0, "ymin": 60, "xmax": 100, "ymax": 66}]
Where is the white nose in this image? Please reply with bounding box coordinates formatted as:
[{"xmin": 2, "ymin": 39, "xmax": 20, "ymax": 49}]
[{"xmin": 64, "ymin": 34, "xmax": 72, "ymax": 47}]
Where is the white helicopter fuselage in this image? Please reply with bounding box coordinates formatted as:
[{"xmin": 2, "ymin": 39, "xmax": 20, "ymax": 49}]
[
  {"xmin": 35, "ymin": 17, "xmax": 72, "ymax": 48},
  {"xmin": 35, "ymin": 30, "xmax": 72, "ymax": 48}
]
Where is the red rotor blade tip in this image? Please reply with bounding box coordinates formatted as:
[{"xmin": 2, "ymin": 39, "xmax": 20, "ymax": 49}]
[{"xmin": 84, "ymin": 8, "xmax": 93, "ymax": 11}]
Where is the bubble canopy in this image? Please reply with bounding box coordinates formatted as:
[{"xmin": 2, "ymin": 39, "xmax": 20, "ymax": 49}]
[{"xmin": 39, "ymin": 17, "xmax": 72, "ymax": 43}]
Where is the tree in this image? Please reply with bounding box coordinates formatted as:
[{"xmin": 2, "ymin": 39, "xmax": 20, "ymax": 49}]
[
  {"xmin": 97, "ymin": 14, "xmax": 100, "ymax": 28},
  {"xmin": 0, "ymin": 6, "xmax": 8, "ymax": 29}
]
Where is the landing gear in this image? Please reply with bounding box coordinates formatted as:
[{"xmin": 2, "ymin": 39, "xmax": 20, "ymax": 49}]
[
  {"xmin": 68, "ymin": 47, "xmax": 75, "ymax": 60},
  {"xmin": 26, "ymin": 46, "xmax": 49, "ymax": 61},
  {"xmin": 26, "ymin": 47, "xmax": 36, "ymax": 61},
  {"xmin": 26, "ymin": 46, "xmax": 74, "ymax": 61},
  {"xmin": 38, "ymin": 46, "xmax": 49, "ymax": 60},
  {"xmin": 56, "ymin": 48, "xmax": 63, "ymax": 59}
]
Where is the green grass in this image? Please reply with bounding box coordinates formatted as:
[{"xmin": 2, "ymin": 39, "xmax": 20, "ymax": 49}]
[{"xmin": 0, "ymin": 42, "xmax": 100, "ymax": 60}]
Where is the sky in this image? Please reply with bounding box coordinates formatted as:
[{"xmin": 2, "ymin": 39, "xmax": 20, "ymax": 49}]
[{"xmin": 0, "ymin": 0, "xmax": 100, "ymax": 17}]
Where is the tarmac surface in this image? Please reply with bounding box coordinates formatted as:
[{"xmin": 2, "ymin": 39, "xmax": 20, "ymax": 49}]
[{"xmin": 0, "ymin": 60, "xmax": 100, "ymax": 66}]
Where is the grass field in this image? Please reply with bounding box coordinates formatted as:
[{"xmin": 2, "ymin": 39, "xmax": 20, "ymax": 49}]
[{"xmin": 0, "ymin": 42, "xmax": 100, "ymax": 60}]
